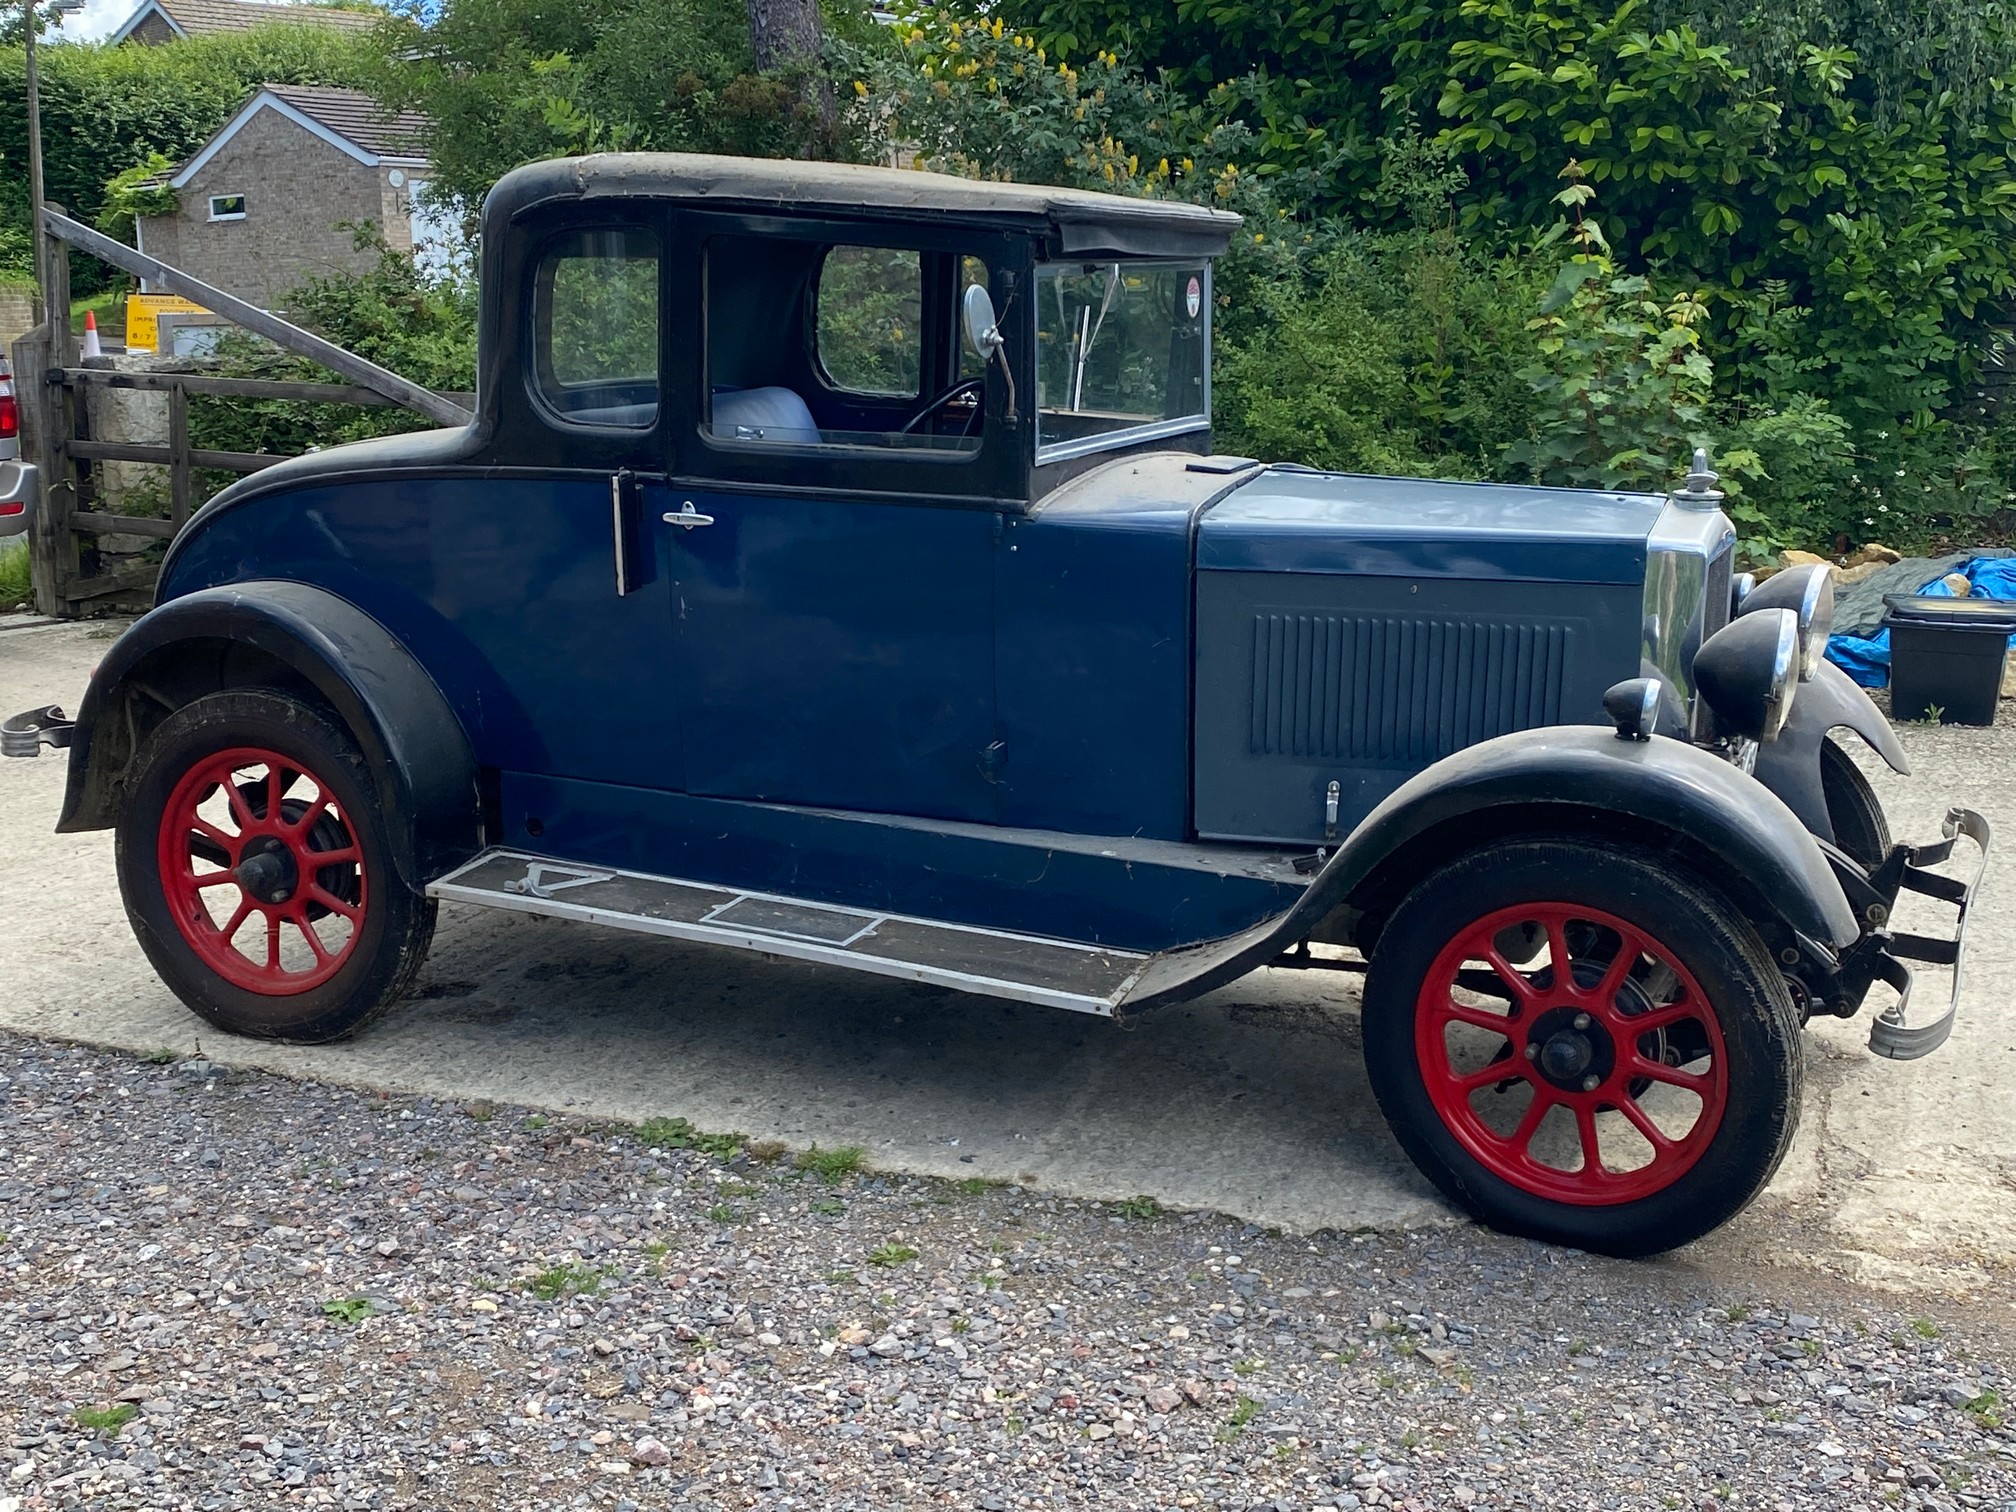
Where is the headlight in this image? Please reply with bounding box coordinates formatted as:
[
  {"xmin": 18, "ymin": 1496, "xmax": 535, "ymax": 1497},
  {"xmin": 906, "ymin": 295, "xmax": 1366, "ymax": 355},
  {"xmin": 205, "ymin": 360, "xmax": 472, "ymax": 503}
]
[
  {"xmin": 1693, "ymin": 608, "xmax": 1800, "ymax": 741},
  {"xmin": 1737, "ymin": 562, "xmax": 1833, "ymax": 680}
]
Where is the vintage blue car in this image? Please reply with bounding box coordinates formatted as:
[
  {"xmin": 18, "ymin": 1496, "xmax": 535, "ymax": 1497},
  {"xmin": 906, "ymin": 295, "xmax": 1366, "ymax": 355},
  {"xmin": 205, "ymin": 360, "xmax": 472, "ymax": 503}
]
[{"xmin": 5, "ymin": 155, "xmax": 1986, "ymax": 1256}]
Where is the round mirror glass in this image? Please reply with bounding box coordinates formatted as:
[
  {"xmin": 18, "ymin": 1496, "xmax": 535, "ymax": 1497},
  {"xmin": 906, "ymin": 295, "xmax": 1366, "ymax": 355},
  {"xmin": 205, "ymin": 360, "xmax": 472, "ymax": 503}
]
[{"xmin": 961, "ymin": 282, "xmax": 1003, "ymax": 360}]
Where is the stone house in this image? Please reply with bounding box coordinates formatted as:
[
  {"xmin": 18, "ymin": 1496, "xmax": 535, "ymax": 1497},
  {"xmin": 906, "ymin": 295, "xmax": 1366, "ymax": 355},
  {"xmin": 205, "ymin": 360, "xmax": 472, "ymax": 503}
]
[
  {"xmin": 133, "ymin": 85, "xmax": 433, "ymax": 308},
  {"xmin": 108, "ymin": 0, "xmax": 381, "ymax": 46}
]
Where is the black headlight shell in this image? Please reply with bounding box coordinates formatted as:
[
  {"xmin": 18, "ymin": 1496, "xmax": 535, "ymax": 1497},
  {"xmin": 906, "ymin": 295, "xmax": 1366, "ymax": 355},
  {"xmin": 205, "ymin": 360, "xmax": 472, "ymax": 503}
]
[
  {"xmin": 1694, "ymin": 608, "xmax": 1800, "ymax": 742},
  {"xmin": 1737, "ymin": 562, "xmax": 1833, "ymax": 680}
]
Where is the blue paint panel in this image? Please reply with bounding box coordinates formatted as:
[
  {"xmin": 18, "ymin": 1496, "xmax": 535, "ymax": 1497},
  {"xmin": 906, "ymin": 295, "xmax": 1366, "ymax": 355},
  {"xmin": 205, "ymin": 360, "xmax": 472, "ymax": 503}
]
[
  {"xmin": 993, "ymin": 494, "xmax": 1195, "ymax": 841},
  {"xmin": 1200, "ymin": 469, "xmax": 1660, "ymax": 585},
  {"xmin": 669, "ymin": 491, "xmax": 1000, "ymax": 823},
  {"xmin": 158, "ymin": 477, "xmax": 685, "ymax": 792},
  {"xmin": 500, "ymin": 771, "xmax": 1301, "ymax": 951}
]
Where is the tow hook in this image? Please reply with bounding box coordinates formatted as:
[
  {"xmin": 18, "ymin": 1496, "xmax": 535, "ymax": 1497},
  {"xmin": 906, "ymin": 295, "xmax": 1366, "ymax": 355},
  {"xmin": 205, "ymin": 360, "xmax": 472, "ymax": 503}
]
[{"xmin": 1, "ymin": 705, "xmax": 74, "ymax": 758}]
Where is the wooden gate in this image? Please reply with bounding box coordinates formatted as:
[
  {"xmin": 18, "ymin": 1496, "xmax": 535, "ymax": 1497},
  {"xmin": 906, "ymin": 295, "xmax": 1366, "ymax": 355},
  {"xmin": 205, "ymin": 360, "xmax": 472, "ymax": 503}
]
[{"xmin": 11, "ymin": 207, "xmax": 472, "ymax": 617}]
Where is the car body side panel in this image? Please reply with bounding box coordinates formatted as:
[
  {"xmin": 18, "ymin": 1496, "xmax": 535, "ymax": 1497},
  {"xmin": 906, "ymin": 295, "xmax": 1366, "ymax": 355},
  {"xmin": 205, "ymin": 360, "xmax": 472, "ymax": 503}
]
[
  {"xmin": 158, "ymin": 475, "xmax": 685, "ymax": 794},
  {"xmin": 496, "ymin": 770, "xmax": 1301, "ymax": 950}
]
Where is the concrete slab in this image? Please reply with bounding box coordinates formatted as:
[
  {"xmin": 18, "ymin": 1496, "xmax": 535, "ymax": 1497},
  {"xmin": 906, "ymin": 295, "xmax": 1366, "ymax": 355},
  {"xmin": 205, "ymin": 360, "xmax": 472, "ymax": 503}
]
[{"xmin": 2, "ymin": 618, "xmax": 2010, "ymax": 1296}]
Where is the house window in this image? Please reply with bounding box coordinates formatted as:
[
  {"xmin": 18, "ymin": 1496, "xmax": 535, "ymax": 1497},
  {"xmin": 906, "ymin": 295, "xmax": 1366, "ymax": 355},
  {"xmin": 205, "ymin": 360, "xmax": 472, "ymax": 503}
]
[{"xmin": 208, "ymin": 195, "xmax": 247, "ymax": 222}]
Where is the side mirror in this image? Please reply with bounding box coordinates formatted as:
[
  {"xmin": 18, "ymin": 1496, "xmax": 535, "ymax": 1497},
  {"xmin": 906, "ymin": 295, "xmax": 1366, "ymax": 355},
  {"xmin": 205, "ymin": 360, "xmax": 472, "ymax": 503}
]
[{"xmin": 961, "ymin": 283, "xmax": 1004, "ymax": 362}]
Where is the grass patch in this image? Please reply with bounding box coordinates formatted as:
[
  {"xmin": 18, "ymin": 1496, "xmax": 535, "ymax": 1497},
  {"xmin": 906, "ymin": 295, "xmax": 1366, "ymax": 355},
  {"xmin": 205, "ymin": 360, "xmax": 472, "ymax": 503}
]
[
  {"xmin": 955, "ymin": 1176, "xmax": 1006, "ymax": 1195},
  {"xmin": 525, "ymin": 1262, "xmax": 602, "ymax": 1301},
  {"xmin": 522, "ymin": 1114, "xmax": 549, "ymax": 1131},
  {"xmin": 1966, "ymin": 1389, "xmax": 2004, "ymax": 1430},
  {"xmin": 1217, "ymin": 1395, "xmax": 1260, "ymax": 1441},
  {"xmin": 867, "ymin": 1242, "xmax": 919, "ymax": 1268},
  {"xmin": 1112, "ymin": 1194, "xmax": 1163, "ymax": 1221},
  {"xmin": 795, "ymin": 1144, "xmax": 867, "ymax": 1183},
  {"xmin": 0, "ymin": 541, "xmax": 31, "ymax": 612},
  {"xmin": 636, "ymin": 1116, "xmax": 743, "ymax": 1161},
  {"xmin": 321, "ymin": 1297, "xmax": 373, "ymax": 1324},
  {"xmin": 71, "ymin": 1403, "xmax": 137, "ymax": 1436},
  {"xmin": 1912, "ymin": 1317, "xmax": 1940, "ymax": 1340},
  {"xmin": 809, "ymin": 1197, "xmax": 846, "ymax": 1217},
  {"xmin": 705, "ymin": 1203, "xmax": 746, "ymax": 1224}
]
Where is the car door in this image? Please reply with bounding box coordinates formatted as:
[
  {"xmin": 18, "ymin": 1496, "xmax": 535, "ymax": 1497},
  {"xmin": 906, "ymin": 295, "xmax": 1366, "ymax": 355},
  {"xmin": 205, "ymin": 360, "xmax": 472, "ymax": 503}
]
[{"xmin": 663, "ymin": 220, "xmax": 1010, "ymax": 825}]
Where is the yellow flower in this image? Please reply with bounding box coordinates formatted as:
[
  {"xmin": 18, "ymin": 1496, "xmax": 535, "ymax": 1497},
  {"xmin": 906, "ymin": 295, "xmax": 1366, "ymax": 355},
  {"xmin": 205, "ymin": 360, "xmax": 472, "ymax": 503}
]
[
  {"xmin": 853, "ymin": 80, "xmax": 868, "ymax": 98},
  {"xmin": 1157, "ymin": 157, "xmax": 1169, "ymax": 177}
]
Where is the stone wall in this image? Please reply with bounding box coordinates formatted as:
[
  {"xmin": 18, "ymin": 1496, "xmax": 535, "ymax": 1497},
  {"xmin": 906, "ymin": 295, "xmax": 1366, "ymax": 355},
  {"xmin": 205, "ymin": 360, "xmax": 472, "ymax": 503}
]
[{"xmin": 0, "ymin": 285, "xmax": 34, "ymax": 352}]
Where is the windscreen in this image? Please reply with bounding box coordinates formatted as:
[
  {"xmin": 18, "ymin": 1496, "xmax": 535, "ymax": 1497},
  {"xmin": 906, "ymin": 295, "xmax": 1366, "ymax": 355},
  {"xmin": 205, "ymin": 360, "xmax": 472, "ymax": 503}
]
[{"xmin": 1035, "ymin": 260, "xmax": 1208, "ymax": 457}]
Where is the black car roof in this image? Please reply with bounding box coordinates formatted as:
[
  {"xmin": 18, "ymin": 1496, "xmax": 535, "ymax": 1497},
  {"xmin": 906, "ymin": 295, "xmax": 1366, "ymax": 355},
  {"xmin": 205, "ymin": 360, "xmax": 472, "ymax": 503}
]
[{"xmin": 486, "ymin": 153, "xmax": 1242, "ymax": 259}]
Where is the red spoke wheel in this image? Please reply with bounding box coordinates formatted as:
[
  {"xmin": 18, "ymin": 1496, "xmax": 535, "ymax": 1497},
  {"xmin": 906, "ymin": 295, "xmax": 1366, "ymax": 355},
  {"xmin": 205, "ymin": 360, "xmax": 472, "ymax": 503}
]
[
  {"xmin": 1361, "ymin": 839, "xmax": 1800, "ymax": 1257},
  {"xmin": 156, "ymin": 747, "xmax": 366, "ymax": 995},
  {"xmin": 117, "ymin": 690, "xmax": 435, "ymax": 1043}
]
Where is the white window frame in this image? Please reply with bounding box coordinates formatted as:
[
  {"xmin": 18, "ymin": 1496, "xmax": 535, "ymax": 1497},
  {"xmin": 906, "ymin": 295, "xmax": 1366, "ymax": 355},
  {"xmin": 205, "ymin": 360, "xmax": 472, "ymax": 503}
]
[{"xmin": 207, "ymin": 195, "xmax": 247, "ymax": 223}]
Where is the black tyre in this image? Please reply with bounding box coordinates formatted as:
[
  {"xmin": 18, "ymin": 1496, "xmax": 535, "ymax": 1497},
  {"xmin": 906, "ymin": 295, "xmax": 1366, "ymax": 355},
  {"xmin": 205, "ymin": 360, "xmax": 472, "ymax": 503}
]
[
  {"xmin": 1361, "ymin": 838, "xmax": 1801, "ymax": 1257},
  {"xmin": 1820, "ymin": 735, "xmax": 1891, "ymax": 870},
  {"xmin": 115, "ymin": 689, "xmax": 435, "ymax": 1043}
]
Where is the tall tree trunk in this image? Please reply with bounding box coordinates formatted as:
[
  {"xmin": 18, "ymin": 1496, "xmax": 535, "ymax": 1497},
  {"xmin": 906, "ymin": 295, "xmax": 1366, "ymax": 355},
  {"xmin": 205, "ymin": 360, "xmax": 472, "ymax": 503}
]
[{"xmin": 745, "ymin": 0, "xmax": 835, "ymax": 141}]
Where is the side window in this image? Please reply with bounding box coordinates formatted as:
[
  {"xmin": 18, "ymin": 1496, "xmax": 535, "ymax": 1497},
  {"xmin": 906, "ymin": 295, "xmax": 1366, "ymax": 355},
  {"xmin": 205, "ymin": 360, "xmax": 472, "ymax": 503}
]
[
  {"xmin": 815, "ymin": 245, "xmax": 922, "ymax": 397},
  {"xmin": 533, "ymin": 228, "xmax": 660, "ymax": 428}
]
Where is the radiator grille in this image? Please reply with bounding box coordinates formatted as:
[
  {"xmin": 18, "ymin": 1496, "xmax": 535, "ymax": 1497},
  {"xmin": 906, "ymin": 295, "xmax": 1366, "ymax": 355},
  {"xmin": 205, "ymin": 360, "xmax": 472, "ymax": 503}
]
[
  {"xmin": 1704, "ymin": 540, "xmax": 1734, "ymax": 638},
  {"xmin": 1249, "ymin": 613, "xmax": 1571, "ymax": 763}
]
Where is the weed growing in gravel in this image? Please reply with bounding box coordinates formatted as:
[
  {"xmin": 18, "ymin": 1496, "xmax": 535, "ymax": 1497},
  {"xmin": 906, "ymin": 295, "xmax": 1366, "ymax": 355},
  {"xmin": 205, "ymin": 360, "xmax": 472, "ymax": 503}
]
[
  {"xmin": 523, "ymin": 1114, "xmax": 549, "ymax": 1131},
  {"xmin": 706, "ymin": 1203, "xmax": 747, "ymax": 1224},
  {"xmin": 466, "ymin": 1101, "xmax": 495, "ymax": 1122},
  {"xmin": 810, "ymin": 1198, "xmax": 846, "ymax": 1217},
  {"xmin": 955, "ymin": 1177, "xmax": 1005, "ymax": 1195},
  {"xmin": 868, "ymin": 1243, "xmax": 919, "ymax": 1268},
  {"xmin": 747, "ymin": 1140, "xmax": 788, "ymax": 1163},
  {"xmin": 72, "ymin": 1404, "xmax": 137, "ymax": 1436},
  {"xmin": 1112, "ymin": 1195, "xmax": 1162, "ymax": 1220},
  {"xmin": 1966, "ymin": 1390, "xmax": 2005, "ymax": 1430},
  {"xmin": 1232, "ymin": 1358, "xmax": 1261, "ymax": 1377},
  {"xmin": 1218, "ymin": 1396, "xmax": 1260, "ymax": 1440},
  {"xmin": 1912, "ymin": 1317, "xmax": 1941, "ymax": 1339},
  {"xmin": 824, "ymin": 1269, "xmax": 856, "ymax": 1286},
  {"xmin": 797, "ymin": 1145, "xmax": 867, "ymax": 1183},
  {"xmin": 1726, "ymin": 1304, "xmax": 1751, "ymax": 1322},
  {"xmin": 636, "ymin": 1116, "xmax": 743, "ymax": 1160},
  {"xmin": 139, "ymin": 1048, "xmax": 179, "ymax": 1065},
  {"xmin": 526, "ymin": 1262, "xmax": 603, "ymax": 1301},
  {"xmin": 322, "ymin": 1297, "xmax": 373, "ymax": 1324},
  {"xmin": 717, "ymin": 1181, "xmax": 761, "ymax": 1198},
  {"xmin": 952, "ymin": 1317, "xmax": 970, "ymax": 1334}
]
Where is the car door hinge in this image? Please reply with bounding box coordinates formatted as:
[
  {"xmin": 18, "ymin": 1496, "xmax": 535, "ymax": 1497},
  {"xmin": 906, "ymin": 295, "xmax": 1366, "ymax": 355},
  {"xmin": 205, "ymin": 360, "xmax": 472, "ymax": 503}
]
[{"xmin": 611, "ymin": 469, "xmax": 642, "ymax": 597}]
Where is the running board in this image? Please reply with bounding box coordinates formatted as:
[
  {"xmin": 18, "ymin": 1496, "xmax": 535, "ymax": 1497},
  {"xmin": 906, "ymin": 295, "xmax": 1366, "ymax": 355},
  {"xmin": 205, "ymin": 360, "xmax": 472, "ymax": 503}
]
[{"xmin": 428, "ymin": 849, "xmax": 1152, "ymax": 1016}]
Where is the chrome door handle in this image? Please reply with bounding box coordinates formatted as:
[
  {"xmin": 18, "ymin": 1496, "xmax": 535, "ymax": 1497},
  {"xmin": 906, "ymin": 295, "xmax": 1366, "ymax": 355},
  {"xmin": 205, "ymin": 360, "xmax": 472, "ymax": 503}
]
[{"xmin": 664, "ymin": 501, "xmax": 716, "ymax": 529}]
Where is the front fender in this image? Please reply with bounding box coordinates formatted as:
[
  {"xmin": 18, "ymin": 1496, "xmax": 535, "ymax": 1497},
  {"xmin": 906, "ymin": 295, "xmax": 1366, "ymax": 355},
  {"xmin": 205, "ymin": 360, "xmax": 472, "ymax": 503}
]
[
  {"xmin": 58, "ymin": 582, "xmax": 482, "ymax": 891},
  {"xmin": 1118, "ymin": 726, "xmax": 1857, "ymax": 1013},
  {"xmin": 1752, "ymin": 659, "xmax": 1909, "ymax": 841}
]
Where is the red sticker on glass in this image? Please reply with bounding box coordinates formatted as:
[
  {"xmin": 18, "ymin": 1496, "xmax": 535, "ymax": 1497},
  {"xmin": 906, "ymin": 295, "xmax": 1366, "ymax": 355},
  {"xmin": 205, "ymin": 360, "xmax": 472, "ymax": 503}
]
[{"xmin": 1186, "ymin": 276, "xmax": 1202, "ymax": 319}]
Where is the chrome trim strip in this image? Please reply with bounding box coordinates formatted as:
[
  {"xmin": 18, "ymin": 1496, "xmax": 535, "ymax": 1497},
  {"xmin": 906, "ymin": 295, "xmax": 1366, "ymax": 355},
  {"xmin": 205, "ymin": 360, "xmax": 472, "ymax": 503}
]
[{"xmin": 1035, "ymin": 415, "xmax": 1211, "ymax": 467}]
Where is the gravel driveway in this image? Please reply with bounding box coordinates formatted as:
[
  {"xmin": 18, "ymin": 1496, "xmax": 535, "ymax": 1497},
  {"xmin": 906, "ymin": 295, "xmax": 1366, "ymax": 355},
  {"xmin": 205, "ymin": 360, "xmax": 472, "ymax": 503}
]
[{"xmin": 5, "ymin": 1033, "xmax": 2014, "ymax": 1512}]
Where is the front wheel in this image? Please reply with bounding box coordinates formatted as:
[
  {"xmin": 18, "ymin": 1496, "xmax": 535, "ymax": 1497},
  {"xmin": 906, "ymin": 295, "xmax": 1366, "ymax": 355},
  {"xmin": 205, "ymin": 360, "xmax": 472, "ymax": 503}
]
[
  {"xmin": 1361, "ymin": 838, "xmax": 1801, "ymax": 1257},
  {"xmin": 116, "ymin": 688, "xmax": 436, "ymax": 1043}
]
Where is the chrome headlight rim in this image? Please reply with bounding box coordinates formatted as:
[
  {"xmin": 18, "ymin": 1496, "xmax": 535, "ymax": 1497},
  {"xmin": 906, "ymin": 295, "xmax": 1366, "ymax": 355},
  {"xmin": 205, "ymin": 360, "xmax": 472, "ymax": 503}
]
[
  {"xmin": 1736, "ymin": 562, "xmax": 1834, "ymax": 681},
  {"xmin": 1694, "ymin": 607, "xmax": 1800, "ymax": 743}
]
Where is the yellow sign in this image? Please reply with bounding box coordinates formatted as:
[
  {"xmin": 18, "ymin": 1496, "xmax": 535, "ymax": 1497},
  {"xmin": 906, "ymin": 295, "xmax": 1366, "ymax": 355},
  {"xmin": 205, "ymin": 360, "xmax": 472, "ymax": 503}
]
[{"xmin": 124, "ymin": 293, "xmax": 209, "ymax": 353}]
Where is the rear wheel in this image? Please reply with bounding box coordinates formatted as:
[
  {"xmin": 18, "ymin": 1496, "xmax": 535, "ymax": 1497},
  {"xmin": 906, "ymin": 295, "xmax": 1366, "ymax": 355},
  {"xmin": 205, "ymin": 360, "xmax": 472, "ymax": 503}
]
[
  {"xmin": 116, "ymin": 689, "xmax": 435, "ymax": 1043},
  {"xmin": 1361, "ymin": 838, "xmax": 1801, "ymax": 1256}
]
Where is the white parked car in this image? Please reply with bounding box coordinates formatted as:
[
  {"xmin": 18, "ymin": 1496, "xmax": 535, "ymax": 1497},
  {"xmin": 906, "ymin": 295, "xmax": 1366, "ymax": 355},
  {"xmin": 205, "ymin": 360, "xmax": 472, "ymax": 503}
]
[{"xmin": 1, "ymin": 348, "xmax": 39, "ymax": 538}]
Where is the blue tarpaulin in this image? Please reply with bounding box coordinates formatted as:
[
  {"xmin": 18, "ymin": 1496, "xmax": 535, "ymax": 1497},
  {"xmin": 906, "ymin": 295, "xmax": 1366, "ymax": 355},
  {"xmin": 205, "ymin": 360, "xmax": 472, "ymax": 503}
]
[{"xmin": 1826, "ymin": 556, "xmax": 2016, "ymax": 687}]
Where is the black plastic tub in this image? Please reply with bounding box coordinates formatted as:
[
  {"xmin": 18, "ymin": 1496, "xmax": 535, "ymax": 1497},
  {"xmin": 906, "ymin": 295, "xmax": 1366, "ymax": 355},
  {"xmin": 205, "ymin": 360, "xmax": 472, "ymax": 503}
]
[{"xmin": 1883, "ymin": 593, "xmax": 2016, "ymax": 725}]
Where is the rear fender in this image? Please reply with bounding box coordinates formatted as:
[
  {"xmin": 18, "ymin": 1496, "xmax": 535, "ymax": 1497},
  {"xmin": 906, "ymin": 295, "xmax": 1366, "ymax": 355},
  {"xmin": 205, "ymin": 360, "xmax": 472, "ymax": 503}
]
[
  {"xmin": 1119, "ymin": 726, "xmax": 1858, "ymax": 1013},
  {"xmin": 59, "ymin": 582, "xmax": 481, "ymax": 890},
  {"xmin": 1752, "ymin": 659, "xmax": 1909, "ymax": 842}
]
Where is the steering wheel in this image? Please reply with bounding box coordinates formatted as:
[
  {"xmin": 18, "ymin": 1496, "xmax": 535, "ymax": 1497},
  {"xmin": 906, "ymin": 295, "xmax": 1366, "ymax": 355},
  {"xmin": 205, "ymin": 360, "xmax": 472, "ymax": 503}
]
[{"xmin": 900, "ymin": 378, "xmax": 985, "ymax": 437}]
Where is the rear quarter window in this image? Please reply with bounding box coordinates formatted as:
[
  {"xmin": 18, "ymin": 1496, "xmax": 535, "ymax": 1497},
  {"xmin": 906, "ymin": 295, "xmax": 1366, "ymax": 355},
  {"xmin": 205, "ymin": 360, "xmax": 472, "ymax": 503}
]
[
  {"xmin": 533, "ymin": 228, "xmax": 661, "ymax": 428},
  {"xmin": 815, "ymin": 244, "xmax": 922, "ymax": 398}
]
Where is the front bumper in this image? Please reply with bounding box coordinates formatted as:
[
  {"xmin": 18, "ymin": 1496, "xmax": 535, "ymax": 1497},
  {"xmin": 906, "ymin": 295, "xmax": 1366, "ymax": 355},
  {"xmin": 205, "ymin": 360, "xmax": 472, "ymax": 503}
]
[
  {"xmin": 1827, "ymin": 808, "xmax": 1991, "ymax": 1060},
  {"xmin": 0, "ymin": 457, "xmax": 40, "ymax": 538}
]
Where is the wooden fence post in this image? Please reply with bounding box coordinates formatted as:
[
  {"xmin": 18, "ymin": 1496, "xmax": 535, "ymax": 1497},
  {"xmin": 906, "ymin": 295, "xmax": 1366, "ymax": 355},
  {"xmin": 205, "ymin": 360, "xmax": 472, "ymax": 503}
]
[{"xmin": 167, "ymin": 381, "xmax": 191, "ymax": 528}]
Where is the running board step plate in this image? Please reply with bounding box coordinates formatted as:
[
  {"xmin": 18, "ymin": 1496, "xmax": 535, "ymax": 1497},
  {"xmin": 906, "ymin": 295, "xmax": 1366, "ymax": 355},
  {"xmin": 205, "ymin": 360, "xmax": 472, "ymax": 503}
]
[{"xmin": 428, "ymin": 849, "xmax": 1150, "ymax": 1016}]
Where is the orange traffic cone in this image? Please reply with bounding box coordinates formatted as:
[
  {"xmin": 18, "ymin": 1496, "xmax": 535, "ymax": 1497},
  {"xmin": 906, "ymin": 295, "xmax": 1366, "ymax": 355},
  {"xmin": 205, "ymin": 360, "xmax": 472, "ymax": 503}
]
[{"xmin": 80, "ymin": 309, "xmax": 103, "ymax": 361}]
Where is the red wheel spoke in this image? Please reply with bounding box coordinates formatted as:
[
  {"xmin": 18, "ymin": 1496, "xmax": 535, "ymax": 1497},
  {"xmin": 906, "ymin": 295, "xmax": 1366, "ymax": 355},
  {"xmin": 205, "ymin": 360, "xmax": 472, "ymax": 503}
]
[
  {"xmin": 1504, "ymin": 1090, "xmax": 1552, "ymax": 1153},
  {"xmin": 190, "ymin": 815, "xmax": 237, "ymax": 852},
  {"xmin": 290, "ymin": 793, "xmax": 332, "ymax": 835},
  {"xmin": 308, "ymin": 846, "xmax": 360, "ymax": 867},
  {"xmin": 1590, "ymin": 932, "xmax": 1641, "ymax": 1007},
  {"xmin": 223, "ymin": 780, "xmax": 255, "ymax": 830},
  {"xmin": 265, "ymin": 766, "xmax": 286, "ymax": 823},
  {"xmin": 1480, "ymin": 947, "xmax": 1538, "ymax": 1006},
  {"xmin": 218, "ymin": 895, "xmax": 254, "ymax": 942},
  {"xmin": 1616, "ymin": 1094, "xmax": 1678, "ymax": 1152},
  {"xmin": 307, "ymin": 885, "xmax": 360, "ymax": 921},
  {"xmin": 265, "ymin": 914, "xmax": 282, "ymax": 970},
  {"xmin": 186, "ymin": 870, "xmax": 243, "ymax": 890},
  {"xmin": 294, "ymin": 915, "xmax": 331, "ymax": 964},
  {"xmin": 1628, "ymin": 1055, "xmax": 1710, "ymax": 1095},
  {"xmin": 1620, "ymin": 1000, "xmax": 1696, "ymax": 1040},
  {"xmin": 1544, "ymin": 915, "xmax": 1574, "ymax": 983},
  {"xmin": 1574, "ymin": 1104, "xmax": 1605, "ymax": 1182},
  {"xmin": 1438, "ymin": 1000, "xmax": 1517, "ymax": 1036},
  {"xmin": 1449, "ymin": 1061, "xmax": 1521, "ymax": 1096}
]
